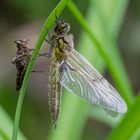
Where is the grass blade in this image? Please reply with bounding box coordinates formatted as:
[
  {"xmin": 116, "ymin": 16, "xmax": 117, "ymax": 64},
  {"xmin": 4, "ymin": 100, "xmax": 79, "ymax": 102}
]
[{"xmin": 0, "ymin": 106, "xmax": 26, "ymax": 140}]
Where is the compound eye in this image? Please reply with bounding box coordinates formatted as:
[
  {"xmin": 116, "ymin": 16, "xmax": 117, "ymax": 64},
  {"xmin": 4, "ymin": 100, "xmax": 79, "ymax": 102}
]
[{"xmin": 56, "ymin": 19, "xmax": 63, "ymax": 25}]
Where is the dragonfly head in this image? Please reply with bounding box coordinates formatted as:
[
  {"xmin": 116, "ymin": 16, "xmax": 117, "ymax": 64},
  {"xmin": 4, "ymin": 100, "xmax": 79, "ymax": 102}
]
[
  {"xmin": 14, "ymin": 39, "xmax": 29, "ymax": 51},
  {"xmin": 54, "ymin": 19, "xmax": 70, "ymax": 35}
]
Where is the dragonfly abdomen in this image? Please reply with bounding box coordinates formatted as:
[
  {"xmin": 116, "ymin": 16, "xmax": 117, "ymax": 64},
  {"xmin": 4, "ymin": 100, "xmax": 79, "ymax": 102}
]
[
  {"xmin": 48, "ymin": 60, "xmax": 61, "ymax": 128},
  {"xmin": 16, "ymin": 69, "xmax": 25, "ymax": 91}
]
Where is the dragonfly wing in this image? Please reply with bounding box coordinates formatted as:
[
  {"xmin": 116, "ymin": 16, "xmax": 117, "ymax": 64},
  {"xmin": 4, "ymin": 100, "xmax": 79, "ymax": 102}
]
[{"xmin": 59, "ymin": 49, "xmax": 127, "ymax": 114}]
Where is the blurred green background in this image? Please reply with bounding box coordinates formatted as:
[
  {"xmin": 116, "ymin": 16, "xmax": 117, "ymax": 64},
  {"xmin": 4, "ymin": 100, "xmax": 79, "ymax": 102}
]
[{"xmin": 0, "ymin": 0, "xmax": 140, "ymax": 140}]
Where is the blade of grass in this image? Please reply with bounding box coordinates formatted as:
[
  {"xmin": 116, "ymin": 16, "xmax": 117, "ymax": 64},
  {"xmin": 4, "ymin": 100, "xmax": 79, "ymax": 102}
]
[
  {"xmin": 107, "ymin": 94, "xmax": 140, "ymax": 140},
  {"xmin": 0, "ymin": 129, "xmax": 9, "ymax": 140},
  {"xmin": 12, "ymin": 0, "xmax": 70, "ymax": 140},
  {"xmin": 0, "ymin": 106, "xmax": 26, "ymax": 140},
  {"xmin": 95, "ymin": 0, "xmax": 129, "ymax": 38},
  {"xmin": 129, "ymin": 127, "xmax": 140, "ymax": 140},
  {"xmin": 67, "ymin": 1, "xmax": 134, "ymax": 106}
]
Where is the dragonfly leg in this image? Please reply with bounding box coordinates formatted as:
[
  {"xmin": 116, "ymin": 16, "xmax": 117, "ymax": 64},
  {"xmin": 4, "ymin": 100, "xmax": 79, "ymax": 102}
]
[
  {"xmin": 45, "ymin": 30, "xmax": 52, "ymax": 44},
  {"xmin": 38, "ymin": 53, "xmax": 48, "ymax": 57},
  {"xmin": 44, "ymin": 25, "xmax": 52, "ymax": 43},
  {"xmin": 28, "ymin": 48, "xmax": 34, "ymax": 51},
  {"xmin": 59, "ymin": 62, "xmax": 75, "ymax": 73},
  {"xmin": 32, "ymin": 70, "xmax": 44, "ymax": 73},
  {"xmin": 38, "ymin": 44, "xmax": 53, "ymax": 58},
  {"xmin": 28, "ymin": 48, "xmax": 47, "ymax": 57},
  {"xmin": 55, "ymin": 10, "xmax": 58, "ymax": 21},
  {"xmin": 47, "ymin": 44, "xmax": 53, "ymax": 58},
  {"xmin": 45, "ymin": 38, "xmax": 51, "ymax": 44}
]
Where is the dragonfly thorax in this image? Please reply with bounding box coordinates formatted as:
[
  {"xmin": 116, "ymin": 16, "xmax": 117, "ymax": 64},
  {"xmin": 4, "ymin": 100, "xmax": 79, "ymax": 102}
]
[{"xmin": 54, "ymin": 38, "xmax": 67, "ymax": 61}]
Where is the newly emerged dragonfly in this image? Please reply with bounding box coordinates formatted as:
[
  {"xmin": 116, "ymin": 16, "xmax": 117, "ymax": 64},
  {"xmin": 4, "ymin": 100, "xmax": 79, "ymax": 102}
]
[
  {"xmin": 12, "ymin": 39, "xmax": 31, "ymax": 91},
  {"xmin": 47, "ymin": 19, "xmax": 127, "ymax": 127}
]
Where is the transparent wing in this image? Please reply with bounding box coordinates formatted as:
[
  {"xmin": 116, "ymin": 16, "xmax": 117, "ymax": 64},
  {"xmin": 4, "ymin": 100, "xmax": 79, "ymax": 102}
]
[{"xmin": 60, "ymin": 49, "xmax": 127, "ymax": 113}]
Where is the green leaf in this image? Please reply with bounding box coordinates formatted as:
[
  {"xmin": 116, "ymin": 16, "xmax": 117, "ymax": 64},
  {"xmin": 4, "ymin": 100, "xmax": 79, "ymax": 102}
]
[
  {"xmin": 94, "ymin": 0, "xmax": 129, "ymax": 38},
  {"xmin": 0, "ymin": 106, "xmax": 26, "ymax": 140}
]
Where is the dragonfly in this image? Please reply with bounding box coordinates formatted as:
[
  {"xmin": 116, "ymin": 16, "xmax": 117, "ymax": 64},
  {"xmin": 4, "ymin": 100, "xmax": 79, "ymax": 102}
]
[
  {"xmin": 46, "ymin": 19, "xmax": 127, "ymax": 128},
  {"xmin": 12, "ymin": 39, "xmax": 31, "ymax": 91},
  {"xmin": 12, "ymin": 39, "xmax": 44, "ymax": 91}
]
